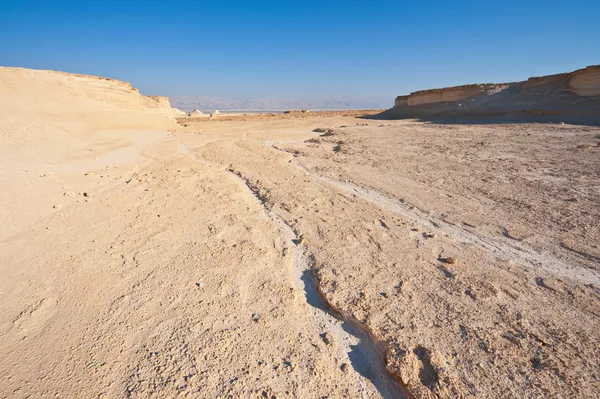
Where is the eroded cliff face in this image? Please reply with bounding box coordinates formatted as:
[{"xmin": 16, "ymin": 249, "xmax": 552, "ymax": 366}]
[
  {"xmin": 0, "ymin": 67, "xmax": 177, "ymax": 133},
  {"xmin": 406, "ymin": 84, "xmax": 509, "ymax": 106},
  {"xmin": 521, "ymin": 73, "xmax": 566, "ymax": 90},
  {"xmin": 394, "ymin": 95, "xmax": 409, "ymax": 107},
  {"xmin": 394, "ymin": 84, "xmax": 510, "ymax": 108},
  {"xmin": 569, "ymin": 65, "xmax": 600, "ymax": 96},
  {"xmin": 384, "ymin": 65, "xmax": 600, "ymax": 125},
  {"xmin": 393, "ymin": 65, "xmax": 600, "ymax": 109}
]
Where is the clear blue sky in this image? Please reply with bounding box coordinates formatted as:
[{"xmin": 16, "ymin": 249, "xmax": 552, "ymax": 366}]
[{"xmin": 1, "ymin": 0, "xmax": 599, "ymax": 98}]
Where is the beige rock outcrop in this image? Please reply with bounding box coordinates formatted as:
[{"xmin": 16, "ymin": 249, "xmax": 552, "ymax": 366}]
[
  {"xmin": 171, "ymin": 107, "xmax": 188, "ymax": 118},
  {"xmin": 394, "ymin": 95, "xmax": 409, "ymax": 107},
  {"xmin": 521, "ymin": 73, "xmax": 565, "ymax": 90},
  {"xmin": 522, "ymin": 66, "xmax": 600, "ymax": 96},
  {"xmin": 409, "ymin": 84, "xmax": 508, "ymax": 106},
  {"xmin": 569, "ymin": 65, "xmax": 600, "ymax": 96},
  {"xmin": 143, "ymin": 95, "xmax": 175, "ymax": 113},
  {"xmin": 395, "ymin": 84, "xmax": 509, "ymax": 107},
  {"xmin": 0, "ymin": 67, "xmax": 177, "ymax": 132},
  {"xmin": 392, "ymin": 65, "xmax": 600, "ymax": 110}
]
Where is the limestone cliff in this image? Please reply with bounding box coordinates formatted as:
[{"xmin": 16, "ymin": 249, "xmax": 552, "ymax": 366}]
[
  {"xmin": 569, "ymin": 65, "xmax": 600, "ymax": 96},
  {"xmin": 0, "ymin": 67, "xmax": 177, "ymax": 133},
  {"xmin": 383, "ymin": 65, "xmax": 600, "ymax": 125},
  {"xmin": 394, "ymin": 95, "xmax": 409, "ymax": 107},
  {"xmin": 405, "ymin": 84, "xmax": 509, "ymax": 106}
]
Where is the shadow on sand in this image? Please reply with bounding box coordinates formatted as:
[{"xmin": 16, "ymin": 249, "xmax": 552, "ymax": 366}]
[
  {"xmin": 360, "ymin": 110, "xmax": 600, "ymax": 126},
  {"xmin": 300, "ymin": 270, "xmax": 409, "ymax": 399}
]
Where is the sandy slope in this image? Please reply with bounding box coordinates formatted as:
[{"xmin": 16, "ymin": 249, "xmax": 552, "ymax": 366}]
[
  {"xmin": 1, "ymin": 69, "xmax": 600, "ymax": 398},
  {"xmin": 0, "ymin": 69, "xmax": 384, "ymax": 398},
  {"xmin": 0, "ymin": 67, "xmax": 176, "ymax": 238}
]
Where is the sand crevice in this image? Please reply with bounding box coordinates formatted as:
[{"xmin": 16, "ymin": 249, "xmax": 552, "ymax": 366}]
[{"xmin": 222, "ymin": 164, "xmax": 411, "ymax": 398}]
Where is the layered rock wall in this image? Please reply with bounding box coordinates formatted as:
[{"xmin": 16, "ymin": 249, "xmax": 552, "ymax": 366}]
[
  {"xmin": 569, "ymin": 65, "xmax": 600, "ymax": 96},
  {"xmin": 0, "ymin": 67, "xmax": 177, "ymax": 132},
  {"xmin": 394, "ymin": 84, "xmax": 510, "ymax": 108},
  {"xmin": 521, "ymin": 73, "xmax": 565, "ymax": 90},
  {"xmin": 393, "ymin": 65, "xmax": 600, "ymax": 109},
  {"xmin": 394, "ymin": 95, "xmax": 409, "ymax": 107},
  {"xmin": 143, "ymin": 95, "xmax": 179, "ymax": 121},
  {"xmin": 383, "ymin": 65, "xmax": 600, "ymax": 125},
  {"xmin": 407, "ymin": 84, "xmax": 508, "ymax": 106}
]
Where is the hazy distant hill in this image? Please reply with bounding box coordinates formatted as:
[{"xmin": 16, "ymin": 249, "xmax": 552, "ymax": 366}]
[{"xmin": 169, "ymin": 96, "xmax": 389, "ymax": 111}]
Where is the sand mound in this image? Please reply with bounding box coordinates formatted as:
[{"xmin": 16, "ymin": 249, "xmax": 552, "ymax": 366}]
[{"xmin": 188, "ymin": 109, "xmax": 205, "ymax": 117}]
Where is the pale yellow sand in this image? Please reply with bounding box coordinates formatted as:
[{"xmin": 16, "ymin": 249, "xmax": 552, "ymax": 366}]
[{"xmin": 1, "ymin": 68, "xmax": 599, "ymax": 398}]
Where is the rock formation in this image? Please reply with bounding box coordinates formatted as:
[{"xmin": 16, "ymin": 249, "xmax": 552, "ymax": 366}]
[
  {"xmin": 0, "ymin": 67, "xmax": 177, "ymax": 132},
  {"xmin": 171, "ymin": 107, "xmax": 188, "ymax": 118},
  {"xmin": 569, "ymin": 65, "xmax": 600, "ymax": 96},
  {"xmin": 399, "ymin": 84, "xmax": 510, "ymax": 107},
  {"xmin": 383, "ymin": 65, "xmax": 600, "ymax": 125}
]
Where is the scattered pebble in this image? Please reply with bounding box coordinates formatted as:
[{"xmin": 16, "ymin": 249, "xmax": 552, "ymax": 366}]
[
  {"xmin": 443, "ymin": 257, "xmax": 458, "ymax": 265},
  {"xmin": 535, "ymin": 277, "xmax": 546, "ymax": 287},
  {"xmin": 320, "ymin": 332, "xmax": 333, "ymax": 346},
  {"xmin": 502, "ymin": 227, "xmax": 522, "ymax": 241}
]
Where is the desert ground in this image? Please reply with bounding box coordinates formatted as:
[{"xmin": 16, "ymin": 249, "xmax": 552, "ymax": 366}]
[{"xmin": 1, "ymin": 68, "xmax": 600, "ymax": 398}]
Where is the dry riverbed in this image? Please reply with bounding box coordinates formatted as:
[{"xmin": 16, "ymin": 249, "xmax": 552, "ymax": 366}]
[{"xmin": 2, "ymin": 114, "xmax": 599, "ymax": 398}]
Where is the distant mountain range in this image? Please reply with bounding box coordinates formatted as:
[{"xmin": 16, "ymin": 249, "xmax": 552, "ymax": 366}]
[{"xmin": 169, "ymin": 96, "xmax": 390, "ymax": 111}]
